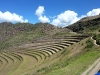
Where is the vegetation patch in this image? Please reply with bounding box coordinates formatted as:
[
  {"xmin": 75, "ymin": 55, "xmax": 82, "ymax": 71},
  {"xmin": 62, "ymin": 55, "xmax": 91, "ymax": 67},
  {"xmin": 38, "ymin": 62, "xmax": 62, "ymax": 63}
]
[
  {"xmin": 93, "ymin": 33, "xmax": 100, "ymax": 45},
  {"xmin": 85, "ymin": 38, "xmax": 94, "ymax": 48},
  {"xmin": 44, "ymin": 51, "xmax": 100, "ymax": 75}
]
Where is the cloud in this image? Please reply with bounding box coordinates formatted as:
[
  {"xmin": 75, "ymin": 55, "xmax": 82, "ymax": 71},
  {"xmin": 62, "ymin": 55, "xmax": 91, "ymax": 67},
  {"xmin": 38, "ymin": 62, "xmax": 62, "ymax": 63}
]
[
  {"xmin": 80, "ymin": 8, "xmax": 100, "ymax": 19},
  {"xmin": 38, "ymin": 16, "xmax": 50, "ymax": 23},
  {"xmin": 0, "ymin": 11, "xmax": 28, "ymax": 23},
  {"xmin": 35, "ymin": 6, "xmax": 100, "ymax": 27},
  {"xmin": 35, "ymin": 6, "xmax": 44, "ymax": 17},
  {"xmin": 87, "ymin": 8, "xmax": 100, "ymax": 16},
  {"xmin": 52, "ymin": 8, "xmax": 100, "ymax": 27},
  {"xmin": 35, "ymin": 6, "xmax": 50, "ymax": 23},
  {"xmin": 52, "ymin": 10, "xmax": 79, "ymax": 27}
]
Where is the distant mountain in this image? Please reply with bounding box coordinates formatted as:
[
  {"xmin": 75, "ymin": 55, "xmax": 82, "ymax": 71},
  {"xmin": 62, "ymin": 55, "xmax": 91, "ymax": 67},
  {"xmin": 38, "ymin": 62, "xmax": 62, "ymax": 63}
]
[
  {"xmin": 66, "ymin": 15, "xmax": 100, "ymax": 33},
  {"xmin": 0, "ymin": 22, "xmax": 33, "ymax": 41},
  {"xmin": 34, "ymin": 22, "xmax": 58, "ymax": 34},
  {"xmin": 0, "ymin": 22, "xmax": 71, "ymax": 50}
]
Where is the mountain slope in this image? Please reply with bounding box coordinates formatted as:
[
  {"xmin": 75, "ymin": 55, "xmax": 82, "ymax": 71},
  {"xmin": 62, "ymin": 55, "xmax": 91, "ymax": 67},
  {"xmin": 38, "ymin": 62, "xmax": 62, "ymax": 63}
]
[
  {"xmin": 66, "ymin": 15, "xmax": 100, "ymax": 33},
  {"xmin": 0, "ymin": 22, "xmax": 72, "ymax": 50},
  {"xmin": 0, "ymin": 22, "xmax": 58, "ymax": 50}
]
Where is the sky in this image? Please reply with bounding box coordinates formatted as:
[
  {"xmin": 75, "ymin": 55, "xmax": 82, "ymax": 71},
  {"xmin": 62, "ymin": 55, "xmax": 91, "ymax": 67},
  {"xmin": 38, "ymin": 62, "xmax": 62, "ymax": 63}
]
[{"xmin": 0, "ymin": 0, "xmax": 100, "ymax": 27}]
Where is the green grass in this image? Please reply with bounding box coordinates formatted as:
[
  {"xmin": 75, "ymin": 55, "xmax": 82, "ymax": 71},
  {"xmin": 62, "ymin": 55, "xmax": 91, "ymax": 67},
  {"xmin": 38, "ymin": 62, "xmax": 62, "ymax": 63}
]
[
  {"xmin": 0, "ymin": 31, "xmax": 46, "ymax": 50},
  {"xmin": 44, "ymin": 51, "xmax": 100, "ymax": 75}
]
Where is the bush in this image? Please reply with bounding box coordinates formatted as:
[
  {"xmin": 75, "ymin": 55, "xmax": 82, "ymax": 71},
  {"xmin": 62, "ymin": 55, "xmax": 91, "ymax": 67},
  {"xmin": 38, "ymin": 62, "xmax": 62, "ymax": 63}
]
[
  {"xmin": 86, "ymin": 39, "xmax": 94, "ymax": 48},
  {"xmin": 99, "ymin": 29, "xmax": 100, "ymax": 32},
  {"xmin": 93, "ymin": 33, "xmax": 97, "ymax": 40},
  {"xmin": 93, "ymin": 34, "xmax": 100, "ymax": 45},
  {"xmin": 96, "ymin": 40, "xmax": 100, "ymax": 45}
]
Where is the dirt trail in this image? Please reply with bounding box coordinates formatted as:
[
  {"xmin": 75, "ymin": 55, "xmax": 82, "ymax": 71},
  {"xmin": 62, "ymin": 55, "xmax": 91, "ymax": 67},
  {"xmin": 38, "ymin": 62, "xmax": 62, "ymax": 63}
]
[
  {"xmin": 81, "ymin": 37, "xmax": 100, "ymax": 75},
  {"xmin": 91, "ymin": 37, "xmax": 99, "ymax": 46},
  {"xmin": 81, "ymin": 58, "xmax": 100, "ymax": 75}
]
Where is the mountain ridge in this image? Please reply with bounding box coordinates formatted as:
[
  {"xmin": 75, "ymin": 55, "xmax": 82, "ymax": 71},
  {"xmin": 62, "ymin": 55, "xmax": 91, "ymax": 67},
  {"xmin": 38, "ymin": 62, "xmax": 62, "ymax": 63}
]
[{"xmin": 66, "ymin": 14, "xmax": 100, "ymax": 33}]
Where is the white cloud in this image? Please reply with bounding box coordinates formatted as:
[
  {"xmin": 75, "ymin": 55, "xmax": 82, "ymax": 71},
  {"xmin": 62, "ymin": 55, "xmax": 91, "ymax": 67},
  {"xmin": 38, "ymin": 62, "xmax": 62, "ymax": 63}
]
[
  {"xmin": 0, "ymin": 11, "xmax": 28, "ymax": 23},
  {"xmin": 35, "ymin": 6, "xmax": 44, "ymax": 17},
  {"xmin": 87, "ymin": 8, "xmax": 100, "ymax": 16},
  {"xmin": 35, "ymin": 6, "xmax": 50, "ymax": 23},
  {"xmin": 38, "ymin": 16, "xmax": 50, "ymax": 23},
  {"xmin": 52, "ymin": 8, "xmax": 100, "ymax": 27},
  {"xmin": 35, "ymin": 6, "xmax": 100, "ymax": 27},
  {"xmin": 80, "ymin": 8, "xmax": 100, "ymax": 19},
  {"xmin": 52, "ymin": 10, "xmax": 79, "ymax": 27}
]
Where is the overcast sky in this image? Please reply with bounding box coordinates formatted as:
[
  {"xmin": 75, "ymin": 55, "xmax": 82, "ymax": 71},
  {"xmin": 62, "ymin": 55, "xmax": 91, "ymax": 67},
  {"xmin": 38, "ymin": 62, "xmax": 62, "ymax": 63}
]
[{"xmin": 0, "ymin": 0, "xmax": 100, "ymax": 27}]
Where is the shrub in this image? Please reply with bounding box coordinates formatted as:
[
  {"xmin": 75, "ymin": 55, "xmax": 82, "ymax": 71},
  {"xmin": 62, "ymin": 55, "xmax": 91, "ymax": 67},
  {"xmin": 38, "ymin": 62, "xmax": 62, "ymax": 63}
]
[
  {"xmin": 86, "ymin": 39, "xmax": 94, "ymax": 48},
  {"xmin": 99, "ymin": 29, "xmax": 100, "ymax": 32},
  {"xmin": 93, "ymin": 34, "xmax": 100, "ymax": 45},
  {"xmin": 96, "ymin": 40, "xmax": 100, "ymax": 45},
  {"xmin": 93, "ymin": 33, "xmax": 97, "ymax": 40}
]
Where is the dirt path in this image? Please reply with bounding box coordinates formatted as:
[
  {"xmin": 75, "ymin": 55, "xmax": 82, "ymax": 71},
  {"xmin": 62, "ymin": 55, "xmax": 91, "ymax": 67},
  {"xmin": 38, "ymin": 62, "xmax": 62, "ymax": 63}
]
[
  {"xmin": 81, "ymin": 37, "xmax": 100, "ymax": 75},
  {"xmin": 81, "ymin": 58, "xmax": 100, "ymax": 75},
  {"xmin": 91, "ymin": 37, "xmax": 99, "ymax": 46}
]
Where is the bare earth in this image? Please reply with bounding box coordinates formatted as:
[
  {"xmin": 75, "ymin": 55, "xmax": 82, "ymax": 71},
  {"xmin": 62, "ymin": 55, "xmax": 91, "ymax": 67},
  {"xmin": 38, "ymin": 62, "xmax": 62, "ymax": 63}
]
[{"xmin": 91, "ymin": 37, "xmax": 99, "ymax": 46}]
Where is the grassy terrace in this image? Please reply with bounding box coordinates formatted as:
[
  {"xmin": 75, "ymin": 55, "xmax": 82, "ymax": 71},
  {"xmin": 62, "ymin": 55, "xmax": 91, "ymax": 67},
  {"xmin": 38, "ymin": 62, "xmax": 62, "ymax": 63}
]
[
  {"xmin": 44, "ymin": 51, "xmax": 100, "ymax": 75},
  {"xmin": 0, "ymin": 34, "xmax": 91, "ymax": 75}
]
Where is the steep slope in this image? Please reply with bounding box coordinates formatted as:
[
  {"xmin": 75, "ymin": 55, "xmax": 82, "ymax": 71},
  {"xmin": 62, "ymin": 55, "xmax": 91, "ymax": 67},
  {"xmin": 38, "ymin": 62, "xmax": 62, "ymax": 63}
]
[
  {"xmin": 66, "ymin": 15, "xmax": 100, "ymax": 33},
  {"xmin": 66, "ymin": 15, "xmax": 100, "ymax": 46}
]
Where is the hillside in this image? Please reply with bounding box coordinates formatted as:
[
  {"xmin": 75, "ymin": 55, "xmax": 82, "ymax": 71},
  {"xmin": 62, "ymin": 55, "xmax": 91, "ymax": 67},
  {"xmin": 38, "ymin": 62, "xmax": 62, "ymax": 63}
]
[
  {"xmin": 80, "ymin": 14, "xmax": 100, "ymax": 22},
  {"xmin": 66, "ymin": 14, "xmax": 100, "ymax": 33},
  {"xmin": 66, "ymin": 15, "xmax": 100, "ymax": 45},
  {"xmin": 0, "ymin": 19, "xmax": 100, "ymax": 75},
  {"xmin": 0, "ymin": 22, "xmax": 62, "ymax": 50}
]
